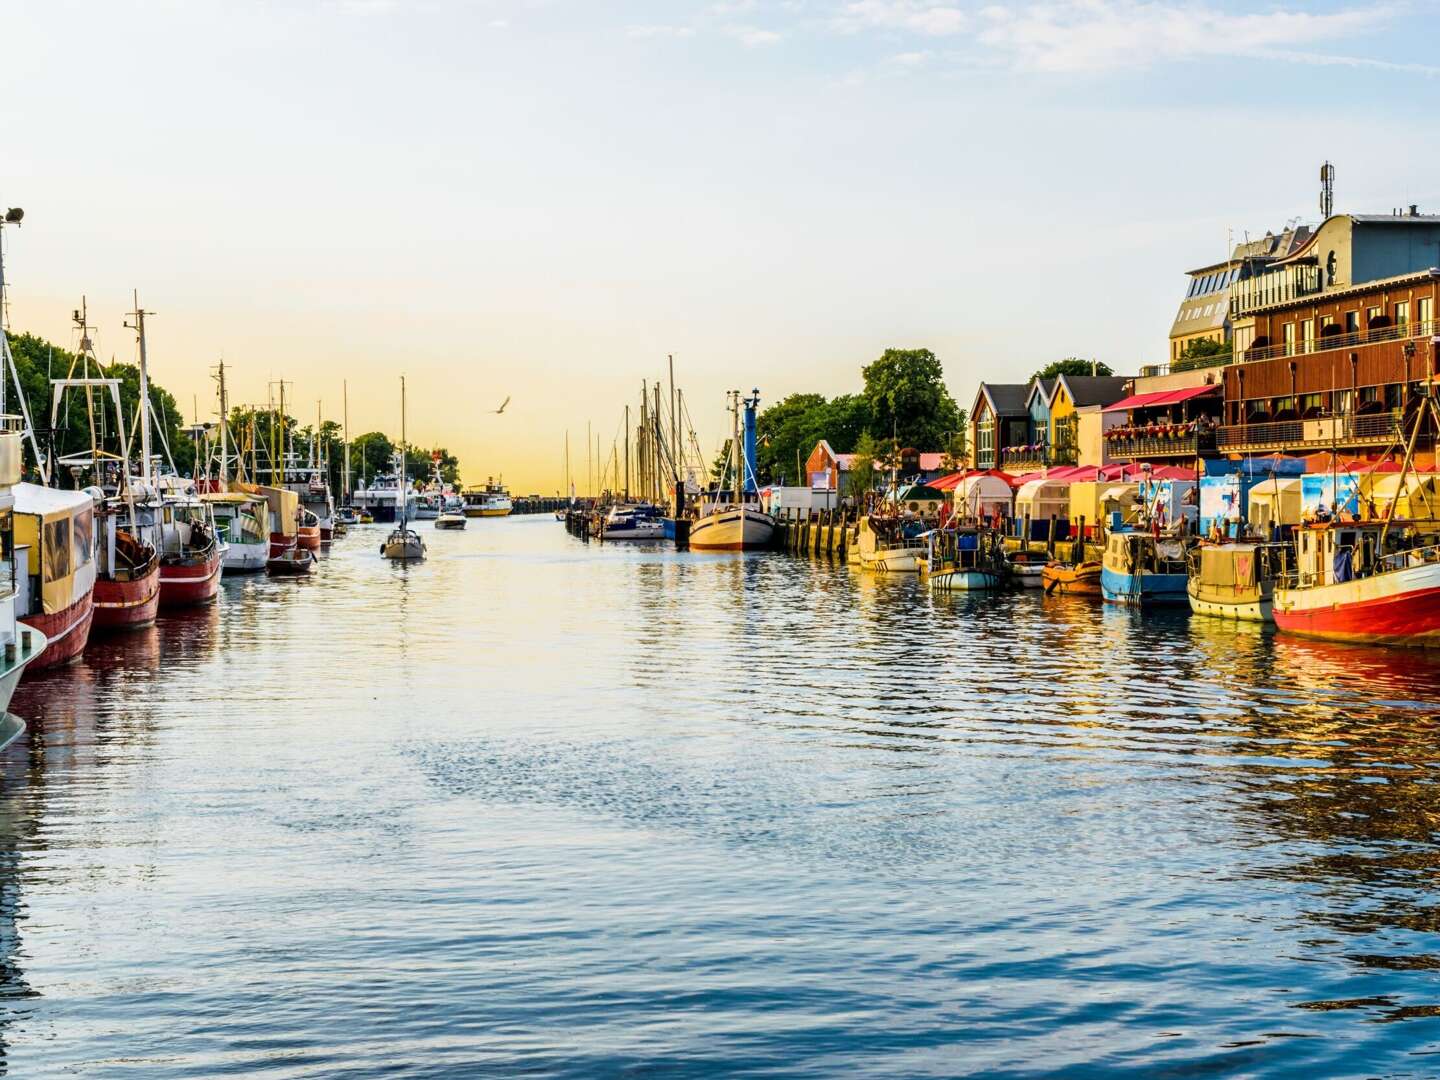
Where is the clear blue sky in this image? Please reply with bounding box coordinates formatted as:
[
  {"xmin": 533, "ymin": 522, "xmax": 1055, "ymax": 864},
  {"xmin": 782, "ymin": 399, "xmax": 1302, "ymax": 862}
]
[{"xmin": 4, "ymin": 1, "xmax": 1437, "ymax": 489}]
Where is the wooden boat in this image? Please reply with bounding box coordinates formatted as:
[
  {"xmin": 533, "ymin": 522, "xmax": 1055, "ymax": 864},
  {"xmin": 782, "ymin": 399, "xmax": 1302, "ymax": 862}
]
[
  {"xmin": 92, "ymin": 510, "xmax": 160, "ymax": 631},
  {"xmin": 1187, "ymin": 541, "xmax": 1285, "ymax": 623},
  {"xmin": 1101, "ymin": 530, "xmax": 1192, "ymax": 606},
  {"xmin": 14, "ymin": 482, "xmax": 97, "ymax": 667},
  {"xmin": 921, "ymin": 526, "xmax": 1008, "ymax": 591},
  {"xmin": 1273, "ymin": 521, "xmax": 1440, "ymax": 645},
  {"xmin": 689, "ymin": 504, "xmax": 775, "ymax": 551},
  {"xmin": 266, "ymin": 548, "xmax": 316, "ymax": 576},
  {"xmin": 296, "ymin": 507, "xmax": 323, "ymax": 552},
  {"xmin": 856, "ymin": 514, "xmax": 925, "ymax": 572},
  {"xmin": 1041, "ymin": 561, "xmax": 1102, "ymax": 595}
]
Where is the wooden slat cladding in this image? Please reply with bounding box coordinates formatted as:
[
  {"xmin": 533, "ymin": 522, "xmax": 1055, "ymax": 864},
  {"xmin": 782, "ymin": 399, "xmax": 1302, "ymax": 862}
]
[
  {"xmin": 1253, "ymin": 278, "xmax": 1439, "ymax": 332},
  {"xmin": 1225, "ymin": 340, "xmax": 1429, "ymax": 401}
]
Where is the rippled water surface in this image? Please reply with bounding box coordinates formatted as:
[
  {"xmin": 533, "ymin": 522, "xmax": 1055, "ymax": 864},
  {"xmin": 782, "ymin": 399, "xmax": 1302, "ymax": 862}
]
[{"xmin": 5, "ymin": 518, "xmax": 1440, "ymax": 1076}]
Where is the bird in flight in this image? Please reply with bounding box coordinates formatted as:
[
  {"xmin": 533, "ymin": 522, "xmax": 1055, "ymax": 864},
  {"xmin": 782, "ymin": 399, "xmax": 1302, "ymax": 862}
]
[{"xmin": 494, "ymin": 396, "xmax": 511, "ymax": 415}]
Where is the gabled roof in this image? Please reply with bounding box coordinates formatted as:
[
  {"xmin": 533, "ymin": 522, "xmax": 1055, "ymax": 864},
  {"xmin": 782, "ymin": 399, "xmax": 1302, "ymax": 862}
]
[
  {"xmin": 1055, "ymin": 374, "xmax": 1133, "ymax": 408},
  {"xmin": 972, "ymin": 382, "xmax": 1030, "ymax": 418},
  {"xmin": 1025, "ymin": 378, "xmax": 1055, "ymax": 411}
]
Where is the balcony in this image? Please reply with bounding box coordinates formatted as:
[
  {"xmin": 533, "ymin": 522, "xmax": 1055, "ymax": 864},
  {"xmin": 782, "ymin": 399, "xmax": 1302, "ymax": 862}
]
[
  {"xmin": 1000, "ymin": 446, "xmax": 1048, "ymax": 472},
  {"xmin": 1107, "ymin": 431, "xmax": 1217, "ymax": 461},
  {"xmin": 1216, "ymin": 412, "xmax": 1401, "ymax": 452},
  {"xmin": 1167, "ymin": 318, "xmax": 1440, "ymax": 373}
]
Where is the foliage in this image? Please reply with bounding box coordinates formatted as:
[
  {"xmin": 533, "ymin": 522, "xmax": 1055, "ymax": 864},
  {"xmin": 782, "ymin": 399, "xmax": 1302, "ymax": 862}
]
[
  {"xmin": 1030, "ymin": 357, "xmax": 1113, "ymax": 382},
  {"xmin": 861, "ymin": 348, "xmax": 962, "ymax": 451},
  {"xmin": 940, "ymin": 426, "xmax": 969, "ymax": 471},
  {"xmin": 846, "ymin": 431, "xmax": 879, "ymax": 498}
]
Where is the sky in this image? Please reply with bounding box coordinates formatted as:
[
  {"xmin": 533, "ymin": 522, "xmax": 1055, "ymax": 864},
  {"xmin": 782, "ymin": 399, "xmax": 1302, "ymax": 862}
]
[{"xmin": 3, "ymin": 0, "xmax": 1440, "ymax": 494}]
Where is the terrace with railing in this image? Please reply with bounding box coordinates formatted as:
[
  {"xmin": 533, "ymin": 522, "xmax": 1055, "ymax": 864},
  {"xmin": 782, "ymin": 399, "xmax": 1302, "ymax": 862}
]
[
  {"xmin": 1158, "ymin": 318, "xmax": 1439, "ymax": 375},
  {"xmin": 1216, "ymin": 411, "xmax": 1402, "ymax": 452}
]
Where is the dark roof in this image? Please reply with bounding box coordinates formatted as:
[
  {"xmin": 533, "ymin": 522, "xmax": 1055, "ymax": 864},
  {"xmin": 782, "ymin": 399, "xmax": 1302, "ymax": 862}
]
[
  {"xmin": 1351, "ymin": 214, "xmax": 1440, "ymax": 224},
  {"xmin": 982, "ymin": 383, "xmax": 1031, "ymax": 416},
  {"xmin": 1059, "ymin": 375, "xmax": 1133, "ymax": 408}
]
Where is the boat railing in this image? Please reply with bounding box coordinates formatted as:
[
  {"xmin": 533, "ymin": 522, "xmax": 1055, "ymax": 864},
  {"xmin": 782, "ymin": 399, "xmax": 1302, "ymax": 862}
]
[
  {"xmin": 1376, "ymin": 543, "xmax": 1440, "ymax": 575},
  {"xmin": 0, "ymin": 415, "xmax": 23, "ymax": 435}
]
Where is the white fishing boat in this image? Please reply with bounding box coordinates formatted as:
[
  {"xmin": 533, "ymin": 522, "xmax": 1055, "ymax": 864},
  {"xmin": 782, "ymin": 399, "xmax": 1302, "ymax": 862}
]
[
  {"xmin": 921, "ymin": 526, "xmax": 1009, "ymax": 592},
  {"xmin": 463, "ymin": 479, "xmax": 512, "ymax": 518},
  {"xmin": 689, "ymin": 390, "xmax": 774, "ymax": 552},
  {"xmin": 856, "ymin": 514, "xmax": 926, "ymax": 572},
  {"xmin": 353, "ymin": 472, "xmax": 417, "ymax": 523},
  {"xmin": 201, "ymin": 491, "xmax": 270, "ymax": 573}
]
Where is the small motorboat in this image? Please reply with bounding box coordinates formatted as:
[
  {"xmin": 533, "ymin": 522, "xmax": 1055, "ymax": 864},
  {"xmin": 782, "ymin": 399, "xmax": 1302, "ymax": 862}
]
[
  {"xmin": 382, "ymin": 526, "xmax": 426, "ymax": 561},
  {"xmin": 336, "ymin": 506, "xmax": 359, "ymax": 526},
  {"xmin": 358, "ymin": 509, "xmax": 374, "ymax": 524},
  {"xmin": 435, "ymin": 509, "xmax": 467, "ymax": 530},
  {"xmin": 600, "ymin": 504, "xmax": 665, "ymax": 540},
  {"xmin": 1005, "ymin": 547, "xmax": 1048, "ymax": 588},
  {"xmin": 266, "ymin": 549, "xmax": 316, "ymax": 576}
]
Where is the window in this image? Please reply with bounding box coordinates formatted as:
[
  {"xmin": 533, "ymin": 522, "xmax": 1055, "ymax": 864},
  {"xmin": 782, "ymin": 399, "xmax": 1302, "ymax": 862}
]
[
  {"xmin": 42, "ymin": 518, "xmax": 71, "ymax": 584},
  {"xmin": 1282, "ymin": 323, "xmax": 1297, "ymax": 356},
  {"xmin": 1321, "ymin": 315, "xmax": 1335, "ymax": 329},
  {"xmin": 1301, "ymin": 320, "xmax": 1316, "ymax": 353},
  {"xmin": 1345, "ymin": 311, "xmax": 1359, "ymax": 334},
  {"xmin": 1420, "ymin": 297, "xmax": 1433, "ymax": 327},
  {"xmin": 1396, "ymin": 300, "xmax": 1410, "ymax": 327},
  {"xmin": 1367, "ymin": 306, "xmax": 1383, "ymax": 326},
  {"xmin": 73, "ymin": 508, "xmax": 93, "ymax": 568}
]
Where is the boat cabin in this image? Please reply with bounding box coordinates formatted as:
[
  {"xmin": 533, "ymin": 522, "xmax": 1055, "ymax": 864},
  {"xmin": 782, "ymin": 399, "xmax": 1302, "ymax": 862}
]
[
  {"xmin": 1289, "ymin": 522, "xmax": 1438, "ymax": 588},
  {"xmin": 1105, "ymin": 531, "xmax": 1190, "ymax": 577},
  {"xmin": 13, "ymin": 483, "xmax": 96, "ymax": 622}
]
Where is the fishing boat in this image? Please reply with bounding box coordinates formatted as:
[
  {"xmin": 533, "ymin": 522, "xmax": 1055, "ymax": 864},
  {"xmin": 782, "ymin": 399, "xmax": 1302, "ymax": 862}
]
[
  {"xmin": 14, "ymin": 483, "xmax": 97, "ymax": 667},
  {"xmin": 91, "ymin": 498, "xmax": 161, "ymax": 630},
  {"xmin": 1187, "ymin": 541, "xmax": 1286, "ymax": 623},
  {"xmin": 0, "ymin": 416, "xmax": 47, "ymax": 701},
  {"xmin": 201, "ymin": 491, "xmax": 270, "ymax": 573},
  {"xmin": 920, "ymin": 525, "xmax": 1008, "ymax": 591},
  {"xmin": 152, "ymin": 487, "xmax": 225, "ymax": 608},
  {"xmin": 1101, "ymin": 530, "xmax": 1192, "ymax": 606},
  {"xmin": 856, "ymin": 514, "xmax": 926, "ymax": 572},
  {"xmin": 601, "ymin": 504, "xmax": 665, "ymax": 540},
  {"xmin": 266, "ymin": 548, "xmax": 316, "ymax": 576},
  {"xmin": 462, "ymin": 479, "xmax": 512, "ymax": 518},
  {"xmin": 689, "ymin": 390, "xmax": 775, "ymax": 552},
  {"xmin": 251, "ymin": 484, "xmax": 299, "ymax": 558},
  {"xmin": 1041, "ymin": 560, "xmax": 1103, "ymax": 596},
  {"xmin": 288, "ymin": 469, "xmax": 336, "ymax": 543},
  {"xmin": 353, "ymin": 472, "xmax": 416, "ymax": 523}
]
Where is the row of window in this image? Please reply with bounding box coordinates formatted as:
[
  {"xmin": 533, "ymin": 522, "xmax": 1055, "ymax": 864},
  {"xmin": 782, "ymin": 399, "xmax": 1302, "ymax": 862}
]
[
  {"xmin": 1178, "ymin": 300, "xmax": 1225, "ymax": 324},
  {"xmin": 1186, "ymin": 266, "xmax": 1240, "ymax": 298},
  {"xmin": 1275, "ymin": 297, "xmax": 1434, "ymax": 355}
]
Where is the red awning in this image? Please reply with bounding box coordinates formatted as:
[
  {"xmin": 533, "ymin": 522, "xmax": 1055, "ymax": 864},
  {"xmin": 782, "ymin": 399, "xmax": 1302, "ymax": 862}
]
[
  {"xmin": 1103, "ymin": 385, "xmax": 1220, "ymax": 413},
  {"xmin": 930, "ymin": 469, "xmax": 1016, "ymax": 491}
]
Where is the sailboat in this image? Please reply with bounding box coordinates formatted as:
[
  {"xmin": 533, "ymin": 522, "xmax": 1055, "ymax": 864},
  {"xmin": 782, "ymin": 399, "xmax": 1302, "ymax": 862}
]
[
  {"xmin": 688, "ymin": 389, "xmax": 775, "ymax": 551},
  {"xmin": 382, "ymin": 377, "xmax": 426, "ymax": 562}
]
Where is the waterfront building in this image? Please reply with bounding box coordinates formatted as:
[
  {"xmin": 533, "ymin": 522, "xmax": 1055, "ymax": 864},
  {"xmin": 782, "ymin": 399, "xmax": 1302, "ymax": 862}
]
[
  {"xmin": 805, "ymin": 440, "xmax": 855, "ymax": 491},
  {"xmin": 1001, "ymin": 379, "xmax": 1056, "ymax": 473},
  {"xmin": 1047, "ymin": 375, "xmax": 1132, "ymax": 466},
  {"xmin": 970, "ymin": 384, "xmax": 1030, "ymax": 471},
  {"xmin": 1169, "ymin": 225, "xmax": 1311, "ymax": 367}
]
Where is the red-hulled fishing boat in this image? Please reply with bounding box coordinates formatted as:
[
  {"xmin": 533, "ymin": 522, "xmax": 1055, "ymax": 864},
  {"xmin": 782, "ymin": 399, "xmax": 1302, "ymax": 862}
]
[
  {"xmin": 14, "ymin": 483, "xmax": 97, "ymax": 668},
  {"xmin": 296, "ymin": 507, "xmax": 322, "ymax": 552},
  {"xmin": 92, "ymin": 503, "xmax": 160, "ymax": 631},
  {"xmin": 157, "ymin": 505, "xmax": 223, "ymax": 607},
  {"xmin": 256, "ymin": 484, "xmax": 299, "ymax": 558}
]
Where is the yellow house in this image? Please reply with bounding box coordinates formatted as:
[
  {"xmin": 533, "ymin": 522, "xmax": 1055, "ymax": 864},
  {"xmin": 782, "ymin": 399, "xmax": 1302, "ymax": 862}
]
[{"xmin": 1047, "ymin": 375, "xmax": 1131, "ymax": 465}]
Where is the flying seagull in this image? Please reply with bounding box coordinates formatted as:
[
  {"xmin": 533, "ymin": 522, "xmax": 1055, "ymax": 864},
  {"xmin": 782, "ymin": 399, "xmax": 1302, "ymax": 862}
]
[{"xmin": 494, "ymin": 396, "xmax": 511, "ymax": 414}]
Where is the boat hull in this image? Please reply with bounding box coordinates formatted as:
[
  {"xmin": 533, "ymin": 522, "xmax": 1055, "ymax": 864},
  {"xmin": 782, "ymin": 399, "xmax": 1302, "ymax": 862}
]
[
  {"xmin": 861, "ymin": 548, "xmax": 925, "ymax": 573},
  {"xmin": 434, "ymin": 516, "xmax": 467, "ymax": 530},
  {"xmin": 465, "ymin": 507, "xmax": 512, "ymax": 518},
  {"xmin": 1188, "ymin": 586, "xmax": 1272, "ymax": 624},
  {"xmin": 929, "ymin": 569, "xmax": 1004, "ymax": 592},
  {"xmin": 1101, "ymin": 568, "xmax": 1189, "ymax": 606},
  {"xmin": 688, "ymin": 509, "xmax": 775, "ymax": 551},
  {"xmin": 1042, "ymin": 563, "xmax": 1102, "ymax": 595},
  {"xmin": 92, "ymin": 565, "xmax": 161, "ymax": 631},
  {"xmin": 0, "ymin": 626, "xmax": 47, "ymax": 712},
  {"xmin": 269, "ymin": 533, "xmax": 298, "ymax": 558},
  {"xmin": 1009, "ymin": 563, "xmax": 1046, "ymax": 588},
  {"xmin": 222, "ymin": 539, "xmax": 269, "ymax": 575},
  {"xmin": 21, "ymin": 591, "xmax": 95, "ymax": 669},
  {"xmin": 267, "ymin": 550, "xmax": 316, "ymax": 576},
  {"xmin": 160, "ymin": 549, "xmax": 223, "ymax": 607},
  {"xmin": 296, "ymin": 526, "xmax": 322, "ymax": 552},
  {"xmin": 602, "ymin": 524, "xmax": 666, "ymax": 541},
  {"xmin": 1274, "ymin": 562, "xmax": 1440, "ymax": 646}
]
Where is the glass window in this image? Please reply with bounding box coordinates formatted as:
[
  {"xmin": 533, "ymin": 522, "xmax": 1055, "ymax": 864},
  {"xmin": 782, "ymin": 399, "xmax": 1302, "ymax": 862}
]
[
  {"xmin": 1282, "ymin": 323, "xmax": 1297, "ymax": 355},
  {"xmin": 1345, "ymin": 311, "xmax": 1359, "ymax": 334},
  {"xmin": 1396, "ymin": 301, "xmax": 1410, "ymax": 327},
  {"xmin": 1367, "ymin": 306, "xmax": 1382, "ymax": 326},
  {"xmin": 1301, "ymin": 321, "xmax": 1316, "ymax": 352},
  {"xmin": 73, "ymin": 508, "xmax": 93, "ymax": 568},
  {"xmin": 1419, "ymin": 297, "xmax": 1433, "ymax": 327},
  {"xmin": 42, "ymin": 519, "xmax": 71, "ymax": 584}
]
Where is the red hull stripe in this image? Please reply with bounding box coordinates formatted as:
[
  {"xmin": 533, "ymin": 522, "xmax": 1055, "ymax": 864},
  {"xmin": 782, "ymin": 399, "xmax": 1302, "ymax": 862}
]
[
  {"xmin": 93, "ymin": 567, "xmax": 162, "ymax": 631},
  {"xmin": 21, "ymin": 592, "xmax": 96, "ymax": 669},
  {"xmin": 1276, "ymin": 583, "xmax": 1440, "ymax": 644}
]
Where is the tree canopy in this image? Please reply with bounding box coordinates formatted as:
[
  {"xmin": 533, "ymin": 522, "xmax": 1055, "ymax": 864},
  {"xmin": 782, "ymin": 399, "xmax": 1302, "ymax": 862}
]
[
  {"xmin": 861, "ymin": 348, "xmax": 963, "ymax": 451},
  {"xmin": 1030, "ymin": 357, "xmax": 1113, "ymax": 382}
]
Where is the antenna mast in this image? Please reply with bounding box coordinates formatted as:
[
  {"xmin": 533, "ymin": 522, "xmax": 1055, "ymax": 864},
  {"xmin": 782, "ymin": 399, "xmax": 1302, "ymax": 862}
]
[{"xmin": 1320, "ymin": 161, "xmax": 1336, "ymax": 220}]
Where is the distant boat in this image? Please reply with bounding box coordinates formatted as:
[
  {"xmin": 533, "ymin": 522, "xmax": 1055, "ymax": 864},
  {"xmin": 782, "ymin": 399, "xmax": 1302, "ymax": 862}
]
[
  {"xmin": 689, "ymin": 390, "xmax": 774, "ymax": 552},
  {"xmin": 434, "ymin": 507, "xmax": 466, "ymax": 530},
  {"xmin": 856, "ymin": 514, "xmax": 925, "ymax": 572},
  {"xmin": 266, "ymin": 548, "xmax": 316, "ymax": 576},
  {"xmin": 600, "ymin": 503, "xmax": 664, "ymax": 540},
  {"xmin": 463, "ymin": 478, "xmax": 512, "ymax": 518},
  {"xmin": 383, "ymin": 378, "xmax": 426, "ymax": 563}
]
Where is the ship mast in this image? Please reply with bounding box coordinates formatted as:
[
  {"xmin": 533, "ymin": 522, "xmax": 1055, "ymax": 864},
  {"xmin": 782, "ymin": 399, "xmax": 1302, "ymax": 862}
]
[
  {"xmin": 342, "ymin": 380, "xmax": 350, "ymax": 502},
  {"xmin": 124, "ymin": 292, "xmax": 154, "ymax": 488},
  {"xmin": 214, "ymin": 359, "xmax": 230, "ymax": 485}
]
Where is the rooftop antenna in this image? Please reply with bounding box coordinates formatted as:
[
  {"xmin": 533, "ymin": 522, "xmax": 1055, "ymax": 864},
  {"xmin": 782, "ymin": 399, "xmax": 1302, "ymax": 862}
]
[{"xmin": 1320, "ymin": 160, "xmax": 1335, "ymax": 220}]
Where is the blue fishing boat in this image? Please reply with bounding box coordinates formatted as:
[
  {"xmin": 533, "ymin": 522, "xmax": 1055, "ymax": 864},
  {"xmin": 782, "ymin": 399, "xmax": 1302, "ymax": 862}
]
[{"xmin": 1101, "ymin": 530, "xmax": 1192, "ymax": 606}]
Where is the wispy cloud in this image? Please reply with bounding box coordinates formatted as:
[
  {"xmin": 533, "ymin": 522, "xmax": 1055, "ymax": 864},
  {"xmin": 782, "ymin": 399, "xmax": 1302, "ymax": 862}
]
[
  {"xmin": 728, "ymin": 24, "xmax": 785, "ymax": 46},
  {"xmin": 834, "ymin": 1, "xmax": 968, "ymax": 36},
  {"xmin": 627, "ymin": 23, "xmax": 699, "ymax": 38},
  {"xmin": 973, "ymin": 2, "xmax": 1407, "ymax": 74}
]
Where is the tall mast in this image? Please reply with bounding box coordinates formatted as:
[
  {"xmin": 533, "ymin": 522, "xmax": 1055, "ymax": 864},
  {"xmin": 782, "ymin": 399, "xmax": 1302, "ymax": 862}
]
[
  {"xmin": 586, "ymin": 420, "xmax": 592, "ymax": 498},
  {"xmin": 125, "ymin": 292, "xmax": 154, "ymax": 488},
  {"xmin": 668, "ymin": 354, "xmax": 678, "ymax": 492},
  {"xmin": 564, "ymin": 429, "xmax": 570, "ymax": 499},
  {"xmin": 216, "ymin": 359, "xmax": 229, "ymax": 484},
  {"xmin": 342, "ymin": 380, "xmax": 350, "ymax": 501},
  {"xmin": 400, "ymin": 374, "xmax": 407, "ymax": 527},
  {"xmin": 624, "ymin": 405, "xmax": 631, "ymax": 501},
  {"xmin": 731, "ymin": 390, "xmax": 740, "ymax": 501}
]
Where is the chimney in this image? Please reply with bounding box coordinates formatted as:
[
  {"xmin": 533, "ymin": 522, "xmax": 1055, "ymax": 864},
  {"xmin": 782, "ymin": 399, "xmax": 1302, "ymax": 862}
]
[{"xmin": 1411, "ymin": 204, "xmax": 1420, "ymax": 216}]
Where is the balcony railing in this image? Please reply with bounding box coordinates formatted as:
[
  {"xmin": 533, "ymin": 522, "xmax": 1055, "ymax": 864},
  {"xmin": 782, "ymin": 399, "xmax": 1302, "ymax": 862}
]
[
  {"xmin": 1000, "ymin": 447, "xmax": 1048, "ymax": 471},
  {"xmin": 1229, "ymin": 263, "xmax": 1324, "ymax": 319},
  {"xmin": 1162, "ymin": 318, "xmax": 1439, "ymax": 374},
  {"xmin": 1216, "ymin": 412, "xmax": 1401, "ymax": 451},
  {"xmin": 1107, "ymin": 432, "xmax": 1217, "ymax": 460}
]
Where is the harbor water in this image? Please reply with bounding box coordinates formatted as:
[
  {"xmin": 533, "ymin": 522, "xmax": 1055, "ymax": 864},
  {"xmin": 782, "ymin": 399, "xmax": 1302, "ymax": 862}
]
[{"xmin": 3, "ymin": 518, "xmax": 1440, "ymax": 1076}]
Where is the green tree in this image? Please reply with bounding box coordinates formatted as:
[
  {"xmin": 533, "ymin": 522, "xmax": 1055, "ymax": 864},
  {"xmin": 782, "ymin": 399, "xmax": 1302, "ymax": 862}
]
[
  {"xmin": 1030, "ymin": 357, "xmax": 1113, "ymax": 381},
  {"xmin": 941, "ymin": 420, "xmax": 969, "ymax": 471},
  {"xmin": 861, "ymin": 348, "xmax": 961, "ymax": 450},
  {"xmin": 755, "ymin": 392, "xmax": 827, "ymax": 484},
  {"xmin": 846, "ymin": 431, "xmax": 879, "ymax": 499},
  {"xmin": 1174, "ymin": 338, "xmax": 1231, "ymax": 370}
]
